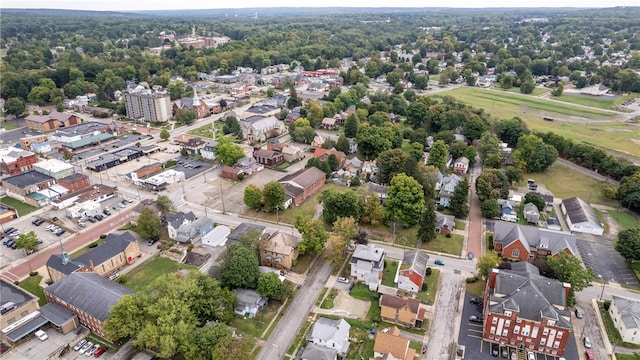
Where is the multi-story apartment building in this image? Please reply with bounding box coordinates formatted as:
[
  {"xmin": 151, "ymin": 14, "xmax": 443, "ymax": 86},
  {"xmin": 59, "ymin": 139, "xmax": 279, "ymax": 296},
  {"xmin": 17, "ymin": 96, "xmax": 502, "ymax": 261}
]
[
  {"xmin": 124, "ymin": 87, "xmax": 172, "ymax": 123},
  {"xmin": 483, "ymin": 262, "xmax": 572, "ymax": 358}
]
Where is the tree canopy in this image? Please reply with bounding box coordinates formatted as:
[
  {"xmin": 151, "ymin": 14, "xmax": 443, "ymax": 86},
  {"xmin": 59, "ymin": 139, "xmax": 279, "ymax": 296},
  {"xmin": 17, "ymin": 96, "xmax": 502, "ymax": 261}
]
[
  {"xmin": 220, "ymin": 243, "xmax": 260, "ymax": 289},
  {"xmin": 547, "ymin": 252, "xmax": 594, "ymax": 306},
  {"xmin": 616, "ymin": 227, "xmax": 640, "ymax": 263},
  {"xmin": 319, "ymin": 187, "xmax": 363, "ymax": 224},
  {"xmin": 384, "ymin": 173, "xmax": 425, "ymax": 228}
]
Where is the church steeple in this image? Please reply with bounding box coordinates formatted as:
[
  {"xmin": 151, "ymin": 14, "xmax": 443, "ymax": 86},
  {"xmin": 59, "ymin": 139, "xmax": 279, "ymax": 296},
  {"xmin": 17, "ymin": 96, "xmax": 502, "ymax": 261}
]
[
  {"xmin": 192, "ymin": 91, "xmax": 201, "ymax": 107},
  {"xmin": 59, "ymin": 239, "xmax": 70, "ymax": 265}
]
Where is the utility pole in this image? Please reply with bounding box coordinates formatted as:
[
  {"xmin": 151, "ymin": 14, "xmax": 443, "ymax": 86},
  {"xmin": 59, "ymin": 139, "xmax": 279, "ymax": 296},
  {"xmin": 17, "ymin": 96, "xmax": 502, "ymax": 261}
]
[{"xmin": 219, "ymin": 181, "xmax": 226, "ymax": 213}]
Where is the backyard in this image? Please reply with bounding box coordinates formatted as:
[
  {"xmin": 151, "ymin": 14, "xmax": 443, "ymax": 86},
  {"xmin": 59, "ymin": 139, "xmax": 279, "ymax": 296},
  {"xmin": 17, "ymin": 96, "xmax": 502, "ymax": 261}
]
[
  {"xmin": 120, "ymin": 256, "xmax": 197, "ymax": 292},
  {"xmin": 19, "ymin": 274, "xmax": 46, "ymax": 306},
  {"xmin": 382, "ymin": 259, "xmax": 399, "ymax": 287},
  {"xmin": 415, "ymin": 268, "xmax": 440, "ymax": 305},
  {"xmin": 1, "ymin": 196, "xmax": 37, "ymax": 217}
]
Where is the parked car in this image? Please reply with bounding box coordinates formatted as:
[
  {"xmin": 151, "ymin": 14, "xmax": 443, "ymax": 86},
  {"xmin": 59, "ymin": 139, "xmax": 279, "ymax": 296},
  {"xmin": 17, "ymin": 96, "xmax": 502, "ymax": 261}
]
[
  {"xmin": 86, "ymin": 344, "xmax": 99, "ymax": 356},
  {"xmin": 527, "ymin": 351, "xmax": 535, "ymax": 360},
  {"xmin": 434, "ymin": 259, "xmax": 445, "ymax": 266},
  {"xmin": 0, "ymin": 343, "xmax": 9, "ymax": 353},
  {"xmin": 79, "ymin": 342, "xmax": 93, "ymax": 355},
  {"xmin": 87, "ymin": 217, "xmax": 96, "ymax": 223},
  {"xmin": 148, "ymin": 238, "xmax": 159, "ymax": 246},
  {"xmin": 78, "ymin": 222, "xmax": 87, "ymax": 228},
  {"xmin": 103, "ymin": 209, "xmax": 111, "ymax": 216},
  {"xmin": 510, "ymin": 351, "xmax": 517, "ymax": 360},
  {"xmin": 470, "ymin": 298, "xmax": 483, "ymax": 305},
  {"xmin": 4, "ymin": 227, "xmax": 15, "ymax": 234},
  {"xmin": 74, "ymin": 339, "xmax": 88, "ymax": 351},
  {"xmin": 10, "ymin": 242, "xmax": 17, "ymax": 250},
  {"xmin": 5, "ymin": 239, "xmax": 15, "ymax": 248},
  {"xmin": 3, "ymin": 238, "xmax": 13, "ymax": 245},
  {"xmin": 55, "ymin": 229, "xmax": 66, "ymax": 236},
  {"xmin": 585, "ymin": 350, "xmax": 594, "ymax": 360},
  {"xmin": 93, "ymin": 346, "xmax": 108, "ymax": 357},
  {"xmin": 467, "ymin": 252, "xmax": 474, "ymax": 260},
  {"xmin": 337, "ymin": 277, "xmax": 349, "ymax": 284},
  {"xmin": 501, "ymin": 348, "xmax": 508, "ymax": 358},
  {"xmin": 469, "ymin": 315, "xmax": 483, "ymax": 323},
  {"xmin": 575, "ymin": 308, "xmax": 584, "ymax": 319},
  {"xmin": 34, "ymin": 330, "xmax": 48, "ymax": 341},
  {"xmin": 94, "ymin": 215, "xmax": 103, "ymax": 221},
  {"xmin": 491, "ymin": 343, "xmax": 499, "ymax": 357},
  {"xmin": 583, "ymin": 336, "xmax": 592, "ymax": 349}
]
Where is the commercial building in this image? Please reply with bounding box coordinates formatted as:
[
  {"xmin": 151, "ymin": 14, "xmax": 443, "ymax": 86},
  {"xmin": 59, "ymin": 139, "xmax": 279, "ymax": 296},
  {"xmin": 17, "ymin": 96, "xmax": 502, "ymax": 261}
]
[
  {"xmin": 33, "ymin": 158, "xmax": 75, "ymax": 180},
  {"xmin": 561, "ymin": 197, "xmax": 605, "ymax": 235},
  {"xmin": 24, "ymin": 111, "xmax": 80, "ymax": 131},
  {"xmin": 0, "ymin": 147, "xmax": 38, "ymax": 176},
  {"xmin": 483, "ymin": 262, "xmax": 572, "ymax": 358},
  {"xmin": 124, "ymin": 86, "xmax": 172, "ymax": 123},
  {"xmin": 2, "ymin": 171, "xmax": 56, "ymax": 207}
]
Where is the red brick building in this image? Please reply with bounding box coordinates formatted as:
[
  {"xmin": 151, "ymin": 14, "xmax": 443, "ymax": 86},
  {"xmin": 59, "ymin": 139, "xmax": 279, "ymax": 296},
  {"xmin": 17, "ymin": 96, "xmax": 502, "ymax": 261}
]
[
  {"xmin": 279, "ymin": 167, "xmax": 326, "ymax": 206},
  {"xmin": 0, "ymin": 147, "xmax": 38, "ymax": 176},
  {"xmin": 58, "ymin": 173, "xmax": 91, "ymax": 193},
  {"xmin": 492, "ymin": 222, "xmax": 577, "ymax": 262},
  {"xmin": 24, "ymin": 111, "xmax": 81, "ymax": 131},
  {"xmin": 253, "ymin": 148, "xmax": 284, "ymax": 168},
  {"xmin": 482, "ymin": 263, "xmax": 572, "ymax": 358},
  {"xmin": 312, "ymin": 148, "xmax": 347, "ymax": 169}
]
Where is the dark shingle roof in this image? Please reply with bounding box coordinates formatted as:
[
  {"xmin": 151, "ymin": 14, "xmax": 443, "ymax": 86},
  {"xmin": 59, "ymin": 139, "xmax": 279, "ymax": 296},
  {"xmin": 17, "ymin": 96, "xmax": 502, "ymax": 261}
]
[
  {"xmin": 2, "ymin": 171, "xmax": 54, "ymax": 188},
  {"xmin": 489, "ymin": 264, "xmax": 571, "ymax": 330},
  {"xmin": 46, "ymin": 254, "xmax": 85, "ymax": 275},
  {"xmin": 45, "ymin": 272, "xmax": 134, "ymax": 321},
  {"xmin": 380, "ymin": 295, "xmax": 420, "ymax": 313},
  {"xmin": 494, "ymin": 221, "xmax": 577, "ymax": 256},
  {"xmin": 227, "ymin": 222, "xmax": 266, "ymax": 243},
  {"xmin": 562, "ymin": 197, "xmax": 602, "ymax": 229},
  {"xmin": 39, "ymin": 302, "xmax": 76, "ymax": 326},
  {"xmin": 279, "ymin": 167, "xmax": 326, "ymax": 189},
  {"xmin": 76, "ymin": 232, "xmax": 136, "ymax": 267}
]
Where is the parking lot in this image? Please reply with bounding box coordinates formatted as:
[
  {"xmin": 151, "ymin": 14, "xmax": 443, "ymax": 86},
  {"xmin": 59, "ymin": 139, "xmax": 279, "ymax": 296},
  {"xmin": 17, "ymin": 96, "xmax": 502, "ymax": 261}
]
[
  {"xmin": 457, "ymin": 292, "xmax": 578, "ymax": 360},
  {"xmin": 575, "ymin": 237, "xmax": 639, "ymax": 286}
]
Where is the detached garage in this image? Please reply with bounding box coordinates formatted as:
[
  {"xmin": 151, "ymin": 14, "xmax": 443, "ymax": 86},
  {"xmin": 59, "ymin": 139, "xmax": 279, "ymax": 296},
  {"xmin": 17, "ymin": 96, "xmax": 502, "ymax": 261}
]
[{"xmin": 561, "ymin": 197, "xmax": 604, "ymax": 236}]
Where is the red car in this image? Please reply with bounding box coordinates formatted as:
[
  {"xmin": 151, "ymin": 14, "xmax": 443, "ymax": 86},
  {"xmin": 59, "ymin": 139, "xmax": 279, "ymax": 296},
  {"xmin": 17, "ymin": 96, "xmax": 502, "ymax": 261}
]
[
  {"xmin": 94, "ymin": 346, "xmax": 108, "ymax": 357},
  {"xmin": 585, "ymin": 350, "xmax": 594, "ymax": 360}
]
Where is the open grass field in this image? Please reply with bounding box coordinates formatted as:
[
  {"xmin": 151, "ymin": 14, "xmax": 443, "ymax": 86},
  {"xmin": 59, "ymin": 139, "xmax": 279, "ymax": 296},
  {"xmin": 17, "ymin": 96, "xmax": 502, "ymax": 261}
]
[
  {"xmin": 555, "ymin": 92, "xmax": 640, "ymax": 110},
  {"xmin": 19, "ymin": 275, "xmax": 46, "ymax": 306},
  {"xmin": 186, "ymin": 122, "xmax": 220, "ymax": 139},
  {"xmin": 1, "ymin": 196, "xmax": 37, "ymax": 217},
  {"xmin": 416, "ymin": 268, "xmax": 440, "ymax": 305},
  {"xmin": 439, "ymin": 87, "xmax": 640, "ymax": 158},
  {"xmin": 422, "ymin": 233, "xmax": 464, "ymax": 256},
  {"xmin": 493, "ymin": 86, "xmax": 550, "ymax": 96},
  {"xmin": 608, "ymin": 210, "xmax": 640, "ymax": 231},
  {"xmin": 123, "ymin": 256, "xmax": 197, "ymax": 292},
  {"xmin": 522, "ymin": 162, "xmax": 618, "ymax": 207},
  {"xmin": 615, "ymin": 354, "xmax": 640, "ymax": 360}
]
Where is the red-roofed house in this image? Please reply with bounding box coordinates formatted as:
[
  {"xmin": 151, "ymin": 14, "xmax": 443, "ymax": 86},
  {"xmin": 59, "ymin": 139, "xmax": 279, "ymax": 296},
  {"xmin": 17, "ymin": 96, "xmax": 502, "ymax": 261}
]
[{"xmin": 312, "ymin": 148, "xmax": 346, "ymax": 169}]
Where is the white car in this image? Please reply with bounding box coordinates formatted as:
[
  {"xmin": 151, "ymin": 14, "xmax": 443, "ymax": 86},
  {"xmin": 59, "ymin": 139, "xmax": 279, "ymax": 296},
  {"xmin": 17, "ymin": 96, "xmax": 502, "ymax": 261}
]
[
  {"xmin": 85, "ymin": 344, "xmax": 99, "ymax": 356},
  {"xmin": 527, "ymin": 351, "xmax": 535, "ymax": 360},
  {"xmin": 74, "ymin": 339, "xmax": 87, "ymax": 351},
  {"xmin": 34, "ymin": 330, "xmax": 48, "ymax": 341},
  {"xmin": 337, "ymin": 277, "xmax": 349, "ymax": 284},
  {"xmin": 79, "ymin": 342, "xmax": 93, "ymax": 355}
]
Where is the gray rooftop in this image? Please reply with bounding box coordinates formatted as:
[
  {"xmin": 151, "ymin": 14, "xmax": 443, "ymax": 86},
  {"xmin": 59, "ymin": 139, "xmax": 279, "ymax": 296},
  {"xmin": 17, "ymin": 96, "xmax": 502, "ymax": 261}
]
[
  {"xmin": 46, "ymin": 254, "xmax": 85, "ymax": 275},
  {"xmin": 227, "ymin": 222, "xmax": 266, "ymax": 243},
  {"xmin": 494, "ymin": 221, "xmax": 577, "ymax": 256},
  {"xmin": 0, "ymin": 279, "xmax": 38, "ymax": 310},
  {"xmin": 350, "ymin": 244, "xmax": 385, "ymax": 267},
  {"xmin": 167, "ymin": 211, "xmax": 195, "ymax": 230},
  {"xmin": 436, "ymin": 212, "xmax": 455, "ymax": 229},
  {"xmin": 2, "ymin": 171, "xmax": 54, "ymax": 189},
  {"xmin": 45, "ymin": 272, "xmax": 134, "ymax": 321},
  {"xmin": 87, "ymin": 153, "xmax": 120, "ymax": 168},
  {"xmin": 308, "ymin": 317, "xmax": 350, "ymax": 354},
  {"xmin": 562, "ymin": 197, "xmax": 602, "ymax": 229},
  {"xmin": 402, "ymin": 249, "xmax": 429, "ymax": 277},
  {"xmin": 54, "ymin": 122, "xmax": 103, "ymax": 137},
  {"xmin": 76, "ymin": 232, "xmax": 137, "ymax": 268},
  {"xmin": 489, "ymin": 263, "xmax": 571, "ymax": 330},
  {"xmin": 39, "ymin": 302, "xmax": 76, "ymax": 326},
  {"xmin": 299, "ymin": 343, "xmax": 339, "ymax": 360},
  {"xmin": 612, "ymin": 295, "xmax": 640, "ymax": 330}
]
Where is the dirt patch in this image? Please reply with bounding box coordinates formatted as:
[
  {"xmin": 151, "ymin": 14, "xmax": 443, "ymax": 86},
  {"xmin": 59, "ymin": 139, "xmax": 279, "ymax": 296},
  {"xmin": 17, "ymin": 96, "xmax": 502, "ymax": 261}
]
[
  {"xmin": 332, "ymin": 291, "xmax": 370, "ymax": 319},
  {"xmin": 184, "ymin": 248, "xmax": 211, "ymax": 267}
]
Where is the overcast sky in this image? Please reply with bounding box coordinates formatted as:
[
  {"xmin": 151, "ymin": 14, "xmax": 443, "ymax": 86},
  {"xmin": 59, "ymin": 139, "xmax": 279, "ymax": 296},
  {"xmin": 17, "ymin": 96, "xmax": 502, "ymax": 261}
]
[{"xmin": 1, "ymin": 0, "xmax": 638, "ymax": 11}]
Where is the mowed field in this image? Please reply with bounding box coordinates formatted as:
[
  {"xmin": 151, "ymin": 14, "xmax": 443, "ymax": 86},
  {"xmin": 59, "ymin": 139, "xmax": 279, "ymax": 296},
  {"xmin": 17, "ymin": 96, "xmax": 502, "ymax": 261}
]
[{"xmin": 438, "ymin": 87, "xmax": 640, "ymax": 159}]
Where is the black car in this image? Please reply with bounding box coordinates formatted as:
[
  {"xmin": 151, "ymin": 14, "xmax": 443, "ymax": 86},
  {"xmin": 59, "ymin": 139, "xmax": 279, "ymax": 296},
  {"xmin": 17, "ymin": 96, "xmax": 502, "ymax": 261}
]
[
  {"xmin": 87, "ymin": 217, "xmax": 96, "ymax": 223},
  {"xmin": 491, "ymin": 343, "xmax": 499, "ymax": 357},
  {"xmin": 470, "ymin": 297, "xmax": 483, "ymax": 305},
  {"xmin": 4, "ymin": 227, "xmax": 15, "ymax": 235},
  {"xmin": 55, "ymin": 229, "xmax": 66, "ymax": 236},
  {"xmin": 148, "ymin": 237, "xmax": 159, "ymax": 246},
  {"xmin": 94, "ymin": 215, "xmax": 103, "ymax": 221}
]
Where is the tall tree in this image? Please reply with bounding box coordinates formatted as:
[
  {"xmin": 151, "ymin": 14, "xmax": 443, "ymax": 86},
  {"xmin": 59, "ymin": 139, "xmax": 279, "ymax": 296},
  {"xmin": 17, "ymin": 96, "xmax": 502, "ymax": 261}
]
[
  {"xmin": 427, "ymin": 140, "xmax": 449, "ymax": 171},
  {"xmin": 319, "ymin": 188, "xmax": 362, "ymax": 224},
  {"xmin": 376, "ymin": 148, "xmax": 409, "ymax": 185},
  {"xmin": 523, "ymin": 193, "xmax": 546, "ymax": 212},
  {"xmin": 480, "ymin": 199, "xmax": 501, "ymax": 219},
  {"xmin": 335, "ymin": 135, "xmax": 350, "ymax": 154},
  {"xmin": 449, "ymin": 180, "xmax": 469, "ymax": 218},
  {"xmin": 495, "ymin": 117, "xmax": 530, "ymax": 147},
  {"xmin": 476, "ymin": 251, "xmax": 501, "ymax": 280},
  {"xmin": 136, "ymin": 207, "xmax": 161, "ymax": 240},
  {"xmin": 344, "ymin": 113, "xmax": 359, "ymax": 138},
  {"xmin": 294, "ymin": 215, "xmax": 329, "ymax": 255},
  {"xmin": 215, "ymin": 137, "xmax": 245, "ymax": 166},
  {"xmin": 384, "ymin": 173, "xmax": 425, "ymax": 228},
  {"xmin": 616, "ymin": 227, "xmax": 640, "ymax": 263},
  {"xmin": 15, "ymin": 231, "xmax": 39, "ymax": 255},
  {"xmin": 3, "ymin": 97, "xmax": 26, "ymax": 116},
  {"xmin": 159, "ymin": 129, "xmax": 170, "ymax": 141},
  {"xmin": 357, "ymin": 188, "xmax": 385, "ymax": 226},
  {"xmin": 547, "ymin": 252, "xmax": 594, "ymax": 306},
  {"xmin": 477, "ymin": 132, "xmax": 501, "ymax": 161},
  {"xmin": 243, "ymin": 184, "xmax": 263, "ymax": 211},
  {"xmin": 262, "ymin": 181, "xmax": 286, "ymax": 213},
  {"xmin": 257, "ymin": 272, "xmax": 291, "ymax": 301},
  {"xmin": 513, "ymin": 134, "xmax": 558, "ymax": 172},
  {"xmin": 156, "ymin": 195, "xmax": 176, "ymax": 220},
  {"xmin": 222, "ymin": 116, "xmax": 241, "ymax": 135},
  {"xmin": 475, "ymin": 169, "xmax": 509, "ymax": 201},
  {"xmin": 220, "ymin": 243, "xmax": 260, "ymax": 289},
  {"xmin": 417, "ymin": 201, "xmax": 437, "ymax": 243}
]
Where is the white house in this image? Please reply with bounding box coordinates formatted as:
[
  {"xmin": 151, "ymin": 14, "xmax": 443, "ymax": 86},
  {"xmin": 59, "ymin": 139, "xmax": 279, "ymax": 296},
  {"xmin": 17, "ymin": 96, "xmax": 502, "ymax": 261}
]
[
  {"xmin": 609, "ymin": 295, "xmax": 640, "ymax": 344},
  {"xmin": 307, "ymin": 318, "xmax": 351, "ymax": 357},
  {"xmin": 561, "ymin": 197, "xmax": 604, "ymax": 235},
  {"xmin": 349, "ymin": 244, "xmax": 385, "ymax": 291},
  {"xmin": 166, "ymin": 211, "xmax": 195, "ymax": 240},
  {"xmin": 65, "ymin": 201, "xmax": 101, "ymax": 219},
  {"xmin": 397, "ymin": 250, "xmax": 429, "ymax": 293},
  {"xmin": 240, "ymin": 116, "xmax": 285, "ymax": 142},
  {"xmin": 453, "ymin": 156, "xmax": 470, "ymax": 174},
  {"xmin": 200, "ymin": 141, "xmax": 217, "ymax": 160},
  {"xmin": 438, "ymin": 174, "xmax": 462, "ymax": 207}
]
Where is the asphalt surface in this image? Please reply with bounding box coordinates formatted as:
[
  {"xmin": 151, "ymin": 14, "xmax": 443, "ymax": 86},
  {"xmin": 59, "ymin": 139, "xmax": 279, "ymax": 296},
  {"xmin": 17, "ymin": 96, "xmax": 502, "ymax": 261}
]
[
  {"xmin": 575, "ymin": 237, "xmax": 639, "ymax": 287},
  {"xmin": 425, "ymin": 270, "xmax": 465, "ymax": 360},
  {"xmin": 255, "ymin": 258, "xmax": 332, "ymax": 360}
]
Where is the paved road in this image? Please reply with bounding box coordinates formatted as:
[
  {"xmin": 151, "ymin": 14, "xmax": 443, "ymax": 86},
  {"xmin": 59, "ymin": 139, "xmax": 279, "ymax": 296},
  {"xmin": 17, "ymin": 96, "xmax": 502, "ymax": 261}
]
[
  {"xmin": 256, "ymin": 258, "xmax": 332, "ymax": 360},
  {"xmin": 1, "ymin": 210, "xmax": 132, "ymax": 282},
  {"xmin": 556, "ymin": 158, "xmax": 620, "ymax": 185},
  {"xmin": 425, "ymin": 270, "xmax": 465, "ymax": 360}
]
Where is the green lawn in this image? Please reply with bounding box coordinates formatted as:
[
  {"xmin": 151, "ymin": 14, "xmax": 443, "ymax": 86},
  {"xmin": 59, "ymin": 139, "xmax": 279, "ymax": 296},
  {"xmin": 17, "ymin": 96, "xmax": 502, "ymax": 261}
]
[
  {"xmin": 466, "ymin": 280, "xmax": 487, "ymax": 298},
  {"xmin": 186, "ymin": 123, "xmax": 221, "ymax": 139},
  {"xmin": 593, "ymin": 209, "xmax": 610, "ymax": 235},
  {"xmin": 608, "ymin": 210, "xmax": 640, "ymax": 231},
  {"xmin": 19, "ymin": 275, "xmax": 46, "ymax": 306},
  {"xmin": 416, "ymin": 268, "xmax": 440, "ymax": 305},
  {"xmin": 554, "ymin": 92, "xmax": 639, "ymax": 110},
  {"xmin": 291, "ymin": 253, "xmax": 314, "ymax": 274},
  {"xmin": 349, "ymin": 283, "xmax": 380, "ymax": 301},
  {"xmin": 421, "ymin": 233, "xmax": 463, "ymax": 256},
  {"xmin": 70, "ymin": 239, "xmax": 105, "ymax": 259},
  {"xmin": 439, "ymin": 87, "xmax": 640, "ymax": 158},
  {"xmin": 0, "ymin": 196, "xmax": 37, "ymax": 217},
  {"xmin": 522, "ymin": 162, "xmax": 618, "ymax": 207},
  {"xmin": 494, "ymin": 86, "xmax": 550, "ymax": 96},
  {"xmin": 1, "ymin": 121, "xmax": 20, "ymax": 130},
  {"xmin": 454, "ymin": 220, "xmax": 466, "ymax": 230},
  {"xmin": 122, "ymin": 256, "xmax": 197, "ymax": 292},
  {"xmin": 382, "ymin": 260, "xmax": 399, "ymax": 287},
  {"xmin": 616, "ymin": 354, "xmax": 640, "ymax": 360},
  {"xmin": 230, "ymin": 301, "xmax": 281, "ymax": 339}
]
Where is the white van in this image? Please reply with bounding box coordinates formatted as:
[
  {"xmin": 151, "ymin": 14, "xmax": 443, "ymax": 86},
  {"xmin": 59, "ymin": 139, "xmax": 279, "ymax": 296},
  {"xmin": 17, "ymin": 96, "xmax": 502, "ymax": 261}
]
[{"xmin": 34, "ymin": 330, "xmax": 48, "ymax": 341}]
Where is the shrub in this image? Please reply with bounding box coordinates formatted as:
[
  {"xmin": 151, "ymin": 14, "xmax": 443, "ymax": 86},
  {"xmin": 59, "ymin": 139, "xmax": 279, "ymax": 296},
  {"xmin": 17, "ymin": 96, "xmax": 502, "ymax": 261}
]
[
  {"xmin": 466, "ymin": 276, "xmax": 479, "ymax": 283},
  {"xmin": 187, "ymin": 244, "xmax": 194, "ymax": 252},
  {"xmin": 425, "ymin": 267, "xmax": 432, "ymax": 276},
  {"xmin": 89, "ymin": 242, "xmax": 99, "ymax": 248},
  {"xmin": 291, "ymin": 259, "xmax": 298, "ymax": 267},
  {"xmin": 116, "ymin": 275, "xmax": 128, "ymax": 284},
  {"xmin": 99, "ymin": 234, "xmax": 107, "ymax": 240},
  {"xmin": 29, "ymin": 271, "xmax": 39, "ymax": 277},
  {"xmin": 603, "ymin": 300, "xmax": 611, "ymax": 311},
  {"xmin": 14, "ymin": 281, "xmax": 19, "ymax": 285},
  {"xmin": 421, "ymin": 283, "xmax": 428, "ymax": 292}
]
